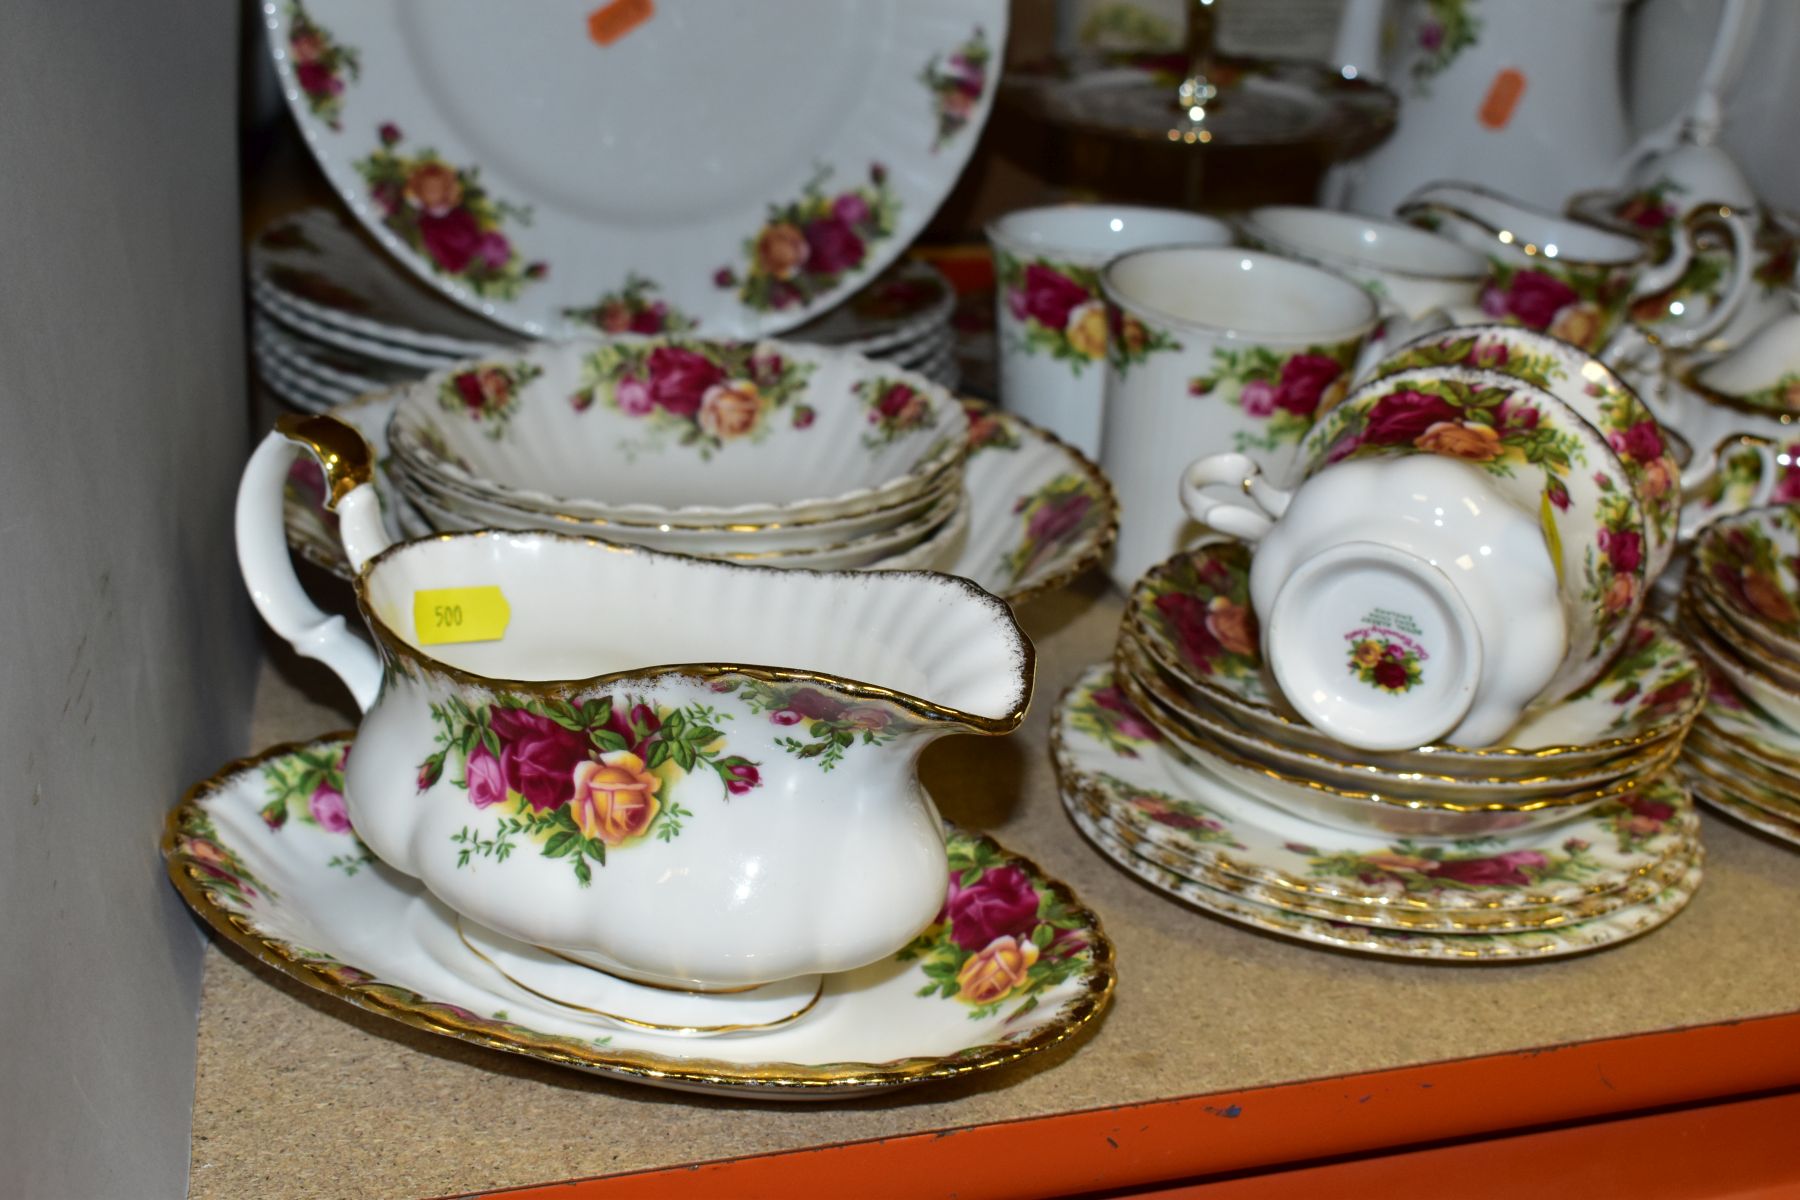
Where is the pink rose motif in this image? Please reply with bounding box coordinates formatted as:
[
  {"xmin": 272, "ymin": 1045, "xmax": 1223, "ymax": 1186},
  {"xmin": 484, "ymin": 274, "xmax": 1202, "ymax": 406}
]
[
  {"xmin": 792, "ymin": 405, "xmax": 816, "ymax": 429},
  {"xmin": 1272, "ymin": 353, "xmax": 1343, "ymax": 418},
  {"xmin": 1497, "ymin": 397, "xmax": 1539, "ymax": 430},
  {"xmin": 417, "ymin": 208, "xmax": 482, "ymax": 274},
  {"xmin": 489, "ymin": 708, "xmax": 588, "ymax": 813},
  {"xmin": 833, "ymin": 193, "xmax": 871, "ymax": 226},
  {"xmin": 770, "ymin": 708, "xmax": 804, "ymax": 726},
  {"xmin": 645, "ymin": 346, "xmax": 724, "ymax": 418},
  {"xmin": 1546, "ymin": 476, "xmax": 1571, "ymax": 511},
  {"xmin": 1419, "ymin": 20, "xmax": 1444, "ymax": 50},
  {"xmin": 1775, "ymin": 462, "xmax": 1800, "ymax": 505},
  {"xmin": 1599, "ymin": 529, "xmax": 1643, "ymax": 575},
  {"xmin": 1091, "ymin": 685, "xmax": 1162, "ymax": 741},
  {"xmin": 1006, "ymin": 288, "xmax": 1028, "ymax": 321},
  {"xmin": 803, "ymin": 216, "xmax": 865, "ymax": 275},
  {"xmin": 943, "ymin": 865, "xmax": 1040, "ymax": 951},
  {"xmin": 475, "ymin": 231, "xmax": 512, "ymax": 271},
  {"xmin": 719, "ymin": 757, "xmax": 760, "ymax": 796},
  {"xmin": 308, "ymin": 780, "xmax": 351, "ymax": 833},
  {"xmin": 614, "ymin": 375, "xmax": 654, "ymax": 416},
  {"xmin": 1504, "ymin": 271, "xmax": 1580, "ymax": 329},
  {"xmin": 786, "ymin": 687, "xmax": 848, "ymax": 721},
  {"xmin": 1610, "ymin": 420, "xmax": 1664, "ymax": 464},
  {"xmin": 464, "ymin": 742, "xmax": 507, "ymax": 808},
  {"xmin": 1467, "ymin": 339, "xmax": 1509, "ymax": 369},
  {"xmin": 1479, "ymin": 285, "xmax": 1508, "ymax": 317},
  {"xmin": 1238, "ymin": 378, "xmax": 1278, "ymax": 417},
  {"xmin": 1027, "ymin": 493, "xmax": 1092, "ymax": 546},
  {"xmin": 1020, "ymin": 264, "xmax": 1090, "ymax": 332},
  {"xmin": 844, "ymin": 706, "xmax": 892, "ymax": 732},
  {"xmin": 1361, "ymin": 388, "xmax": 1460, "ymax": 445}
]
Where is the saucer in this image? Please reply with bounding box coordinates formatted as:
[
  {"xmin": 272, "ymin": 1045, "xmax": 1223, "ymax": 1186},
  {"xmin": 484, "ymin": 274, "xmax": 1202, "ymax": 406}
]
[
  {"xmin": 1054, "ymin": 664, "xmax": 1701, "ymax": 913},
  {"xmin": 164, "ymin": 734, "xmax": 1114, "ymax": 1098},
  {"xmin": 1680, "ymin": 765, "xmax": 1800, "ymax": 849},
  {"xmin": 1067, "ymin": 796, "xmax": 1703, "ymax": 962},
  {"xmin": 281, "ymin": 394, "xmax": 1118, "ymax": 607}
]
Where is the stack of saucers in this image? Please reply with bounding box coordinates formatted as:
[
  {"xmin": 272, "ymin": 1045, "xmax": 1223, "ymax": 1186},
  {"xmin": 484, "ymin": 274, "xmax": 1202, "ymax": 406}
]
[
  {"xmin": 249, "ymin": 209, "xmax": 961, "ymax": 413},
  {"xmin": 1675, "ymin": 505, "xmax": 1800, "ymax": 849},
  {"xmin": 377, "ymin": 335, "xmax": 973, "ymax": 572},
  {"xmin": 1051, "ymin": 540, "xmax": 1708, "ymax": 960}
]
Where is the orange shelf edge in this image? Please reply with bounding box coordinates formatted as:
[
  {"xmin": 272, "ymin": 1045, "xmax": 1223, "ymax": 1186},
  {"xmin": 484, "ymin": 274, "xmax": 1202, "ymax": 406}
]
[{"xmin": 461, "ymin": 1008, "xmax": 1800, "ymax": 1200}]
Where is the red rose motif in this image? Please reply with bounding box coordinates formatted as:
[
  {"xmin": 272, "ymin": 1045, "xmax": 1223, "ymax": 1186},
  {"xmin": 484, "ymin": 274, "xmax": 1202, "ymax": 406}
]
[
  {"xmin": 1467, "ymin": 339, "xmax": 1509, "ymax": 369},
  {"xmin": 876, "ymin": 381, "xmax": 924, "ymax": 423},
  {"xmin": 1361, "ymin": 388, "xmax": 1460, "ymax": 446},
  {"xmin": 1091, "ymin": 686, "xmax": 1162, "ymax": 741},
  {"xmin": 1272, "ymin": 353, "xmax": 1343, "ymax": 418},
  {"xmin": 943, "ymin": 865, "xmax": 1040, "ymax": 951},
  {"xmin": 603, "ymin": 701, "xmax": 663, "ymax": 759},
  {"xmin": 295, "ymin": 61, "xmax": 341, "ymax": 99},
  {"xmin": 1504, "ymin": 270, "xmax": 1580, "ymax": 329},
  {"xmin": 489, "ymin": 709, "xmax": 589, "ymax": 813},
  {"xmin": 645, "ymin": 346, "xmax": 724, "ymax": 418},
  {"xmin": 1611, "ymin": 420, "xmax": 1664, "ymax": 463},
  {"xmin": 1026, "ymin": 493, "xmax": 1091, "ymax": 545},
  {"xmin": 417, "ymin": 207, "xmax": 482, "ymax": 274},
  {"xmin": 1372, "ymin": 659, "xmax": 1409, "ymax": 690},
  {"xmin": 1154, "ymin": 592, "xmax": 1224, "ymax": 673},
  {"xmin": 1497, "ymin": 397, "xmax": 1540, "ymax": 430},
  {"xmin": 1599, "ymin": 529, "xmax": 1643, "ymax": 575},
  {"xmin": 1020, "ymin": 264, "xmax": 1090, "ymax": 332},
  {"xmin": 1430, "ymin": 850, "xmax": 1548, "ymax": 887},
  {"xmin": 803, "ymin": 216, "xmax": 865, "ymax": 275},
  {"xmin": 720, "ymin": 757, "xmax": 760, "ymax": 796},
  {"xmin": 786, "ymin": 687, "xmax": 848, "ymax": 721},
  {"xmin": 1622, "ymin": 793, "xmax": 1674, "ymax": 824}
]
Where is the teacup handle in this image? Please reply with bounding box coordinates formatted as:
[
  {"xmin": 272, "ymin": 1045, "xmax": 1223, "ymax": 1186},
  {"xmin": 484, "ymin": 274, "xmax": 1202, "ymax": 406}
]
[
  {"xmin": 235, "ymin": 414, "xmax": 392, "ymax": 711},
  {"xmin": 1178, "ymin": 452, "xmax": 1292, "ymax": 542},
  {"xmin": 1629, "ymin": 203, "xmax": 1757, "ymax": 350},
  {"xmin": 1678, "ymin": 433, "xmax": 1786, "ymax": 540}
]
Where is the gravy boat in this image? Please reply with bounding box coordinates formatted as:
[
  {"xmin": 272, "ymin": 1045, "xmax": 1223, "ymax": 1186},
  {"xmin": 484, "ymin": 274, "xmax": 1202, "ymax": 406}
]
[{"xmin": 236, "ymin": 415, "xmax": 1034, "ymax": 994}]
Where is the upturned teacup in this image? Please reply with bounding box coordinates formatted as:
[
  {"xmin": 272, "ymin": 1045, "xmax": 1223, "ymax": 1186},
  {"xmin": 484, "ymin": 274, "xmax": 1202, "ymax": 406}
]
[
  {"xmin": 1099, "ymin": 246, "xmax": 1379, "ymax": 589},
  {"xmin": 235, "ymin": 414, "xmax": 1034, "ymax": 992},
  {"xmin": 986, "ymin": 204, "xmax": 1232, "ymax": 456}
]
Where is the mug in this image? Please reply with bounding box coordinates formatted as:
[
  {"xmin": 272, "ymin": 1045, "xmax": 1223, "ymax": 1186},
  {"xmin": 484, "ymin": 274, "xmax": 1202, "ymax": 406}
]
[
  {"xmin": 1179, "ymin": 453, "xmax": 1566, "ymax": 750},
  {"xmin": 1099, "ymin": 245, "xmax": 1379, "ymax": 590},
  {"xmin": 1238, "ymin": 205, "xmax": 1486, "ymax": 321},
  {"xmin": 1399, "ymin": 181, "xmax": 1754, "ymax": 356},
  {"xmin": 986, "ymin": 204, "xmax": 1233, "ymax": 456},
  {"xmin": 234, "ymin": 414, "xmax": 1033, "ymax": 993}
]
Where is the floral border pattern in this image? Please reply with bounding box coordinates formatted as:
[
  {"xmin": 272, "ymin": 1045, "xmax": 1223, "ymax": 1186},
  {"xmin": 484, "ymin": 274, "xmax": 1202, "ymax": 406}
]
[
  {"xmin": 569, "ymin": 340, "xmax": 817, "ymax": 457},
  {"xmin": 1189, "ymin": 340, "xmax": 1358, "ymax": 453},
  {"xmin": 920, "ymin": 28, "xmax": 990, "ymax": 150},
  {"xmin": 285, "ymin": 1, "xmax": 359, "ymax": 129},
  {"xmin": 561, "ymin": 273, "xmax": 696, "ymax": 335},
  {"xmin": 997, "ymin": 251, "xmax": 1107, "ymax": 376},
  {"xmin": 716, "ymin": 164, "xmax": 900, "ymax": 313}
]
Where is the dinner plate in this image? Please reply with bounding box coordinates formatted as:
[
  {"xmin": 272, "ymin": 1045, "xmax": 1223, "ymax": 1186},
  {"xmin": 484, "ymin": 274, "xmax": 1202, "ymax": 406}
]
[{"xmin": 266, "ymin": 0, "xmax": 1005, "ymax": 337}]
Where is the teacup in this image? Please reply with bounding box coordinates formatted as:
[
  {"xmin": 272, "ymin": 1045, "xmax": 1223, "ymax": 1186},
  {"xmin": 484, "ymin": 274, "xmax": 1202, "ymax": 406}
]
[
  {"xmin": 1398, "ymin": 181, "xmax": 1754, "ymax": 355},
  {"xmin": 1179, "ymin": 454, "xmax": 1565, "ymax": 750},
  {"xmin": 986, "ymin": 205, "xmax": 1233, "ymax": 457},
  {"xmin": 235, "ymin": 414, "xmax": 1033, "ymax": 993},
  {"xmin": 1099, "ymin": 246, "xmax": 1379, "ymax": 589},
  {"xmin": 1238, "ymin": 205, "xmax": 1486, "ymax": 321}
]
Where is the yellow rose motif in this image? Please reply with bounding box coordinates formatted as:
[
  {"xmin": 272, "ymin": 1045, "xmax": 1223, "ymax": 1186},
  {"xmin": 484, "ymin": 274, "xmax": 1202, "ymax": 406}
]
[
  {"xmin": 1603, "ymin": 573, "xmax": 1637, "ymax": 614},
  {"xmin": 403, "ymin": 162, "xmax": 463, "ymax": 217},
  {"xmin": 569, "ymin": 752, "xmax": 661, "ymax": 846},
  {"xmin": 1353, "ymin": 639, "xmax": 1385, "ymax": 667},
  {"xmin": 1416, "ymin": 419, "xmax": 1502, "ymax": 461},
  {"xmin": 1064, "ymin": 300, "xmax": 1108, "ymax": 359},
  {"xmin": 955, "ymin": 934, "xmax": 1039, "ymax": 1005},
  {"xmin": 1120, "ymin": 314, "xmax": 1148, "ymax": 355},
  {"xmin": 698, "ymin": 380, "xmax": 764, "ymax": 441},
  {"xmin": 1548, "ymin": 302, "xmax": 1606, "ymax": 350},
  {"xmin": 756, "ymin": 222, "xmax": 809, "ymax": 281}
]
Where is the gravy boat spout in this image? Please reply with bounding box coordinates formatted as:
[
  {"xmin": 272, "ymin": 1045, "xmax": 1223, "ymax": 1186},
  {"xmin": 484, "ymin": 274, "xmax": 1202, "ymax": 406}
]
[{"xmin": 236, "ymin": 415, "xmax": 1035, "ymax": 991}]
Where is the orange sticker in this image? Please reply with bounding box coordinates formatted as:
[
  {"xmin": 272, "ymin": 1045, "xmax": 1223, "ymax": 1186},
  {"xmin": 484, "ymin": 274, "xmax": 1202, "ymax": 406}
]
[
  {"xmin": 1478, "ymin": 68, "xmax": 1526, "ymax": 130},
  {"xmin": 588, "ymin": 0, "xmax": 652, "ymax": 46}
]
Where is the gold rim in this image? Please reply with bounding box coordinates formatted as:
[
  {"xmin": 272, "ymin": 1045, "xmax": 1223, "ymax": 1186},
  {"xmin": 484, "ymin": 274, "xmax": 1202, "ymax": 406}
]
[
  {"xmin": 1681, "ymin": 729, "xmax": 1800, "ymax": 816},
  {"xmin": 1676, "ymin": 363, "xmax": 1800, "ymax": 424},
  {"xmin": 276, "ymin": 412, "xmax": 375, "ymax": 505},
  {"xmin": 1115, "ymin": 631, "xmax": 1683, "ymax": 791},
  {"xmin": 163, "ymin": 735, "xmax": 1117, "ymax": 1092},
  {"xmin": 1395, "ymin": 195, "xmax": 1643, "ymax": 268},
  {"xmin": 348, "ymin": 527, "xmax": 1034, "ymax": 735},
  {"xmin": 1677, "ymin": 594, "xmax": 1800, "ymax": 699},
  {"xmin": 1682, "ymin": 769, "xmax": 1800, "ymax": 841},
  {"xmin": 1075, "ymin": 784, "xmax": 1697, "ymax": 933},
  {"xmin": 1112, "ymin": 659, "xmax": 1677, "ymax": 814},
  {"xmin": 1692, "ymin": 709, "xmax": 1800, "ymax": 768},
  {"xmin": 452, "ymin": 917, "xmax": 826, "ymax": 1034},
  {"xmin": 1681, "ymin": 584, "xmax": 1800, "ymax": 683},
  {"xmin": 1125, "ymin": 571, "xmax": 1704, "ymax": 759},
  {"xmin": 1679, "ymin": 753, "xmax": 1800, "ymax": 827},
  {"xmin": 1049, "ymin": 681, "xmax": 1700, "ymax": 911},
  {"xmin": 984, "ymin": 403, "xmax": 1120, "ymax": 610}
]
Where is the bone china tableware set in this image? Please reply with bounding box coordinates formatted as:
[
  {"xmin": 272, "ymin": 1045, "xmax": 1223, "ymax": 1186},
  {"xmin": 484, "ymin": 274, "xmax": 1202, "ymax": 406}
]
[{"xmin": 1056, "ymin": 318, "xmax": 1716, "ymax": 961}]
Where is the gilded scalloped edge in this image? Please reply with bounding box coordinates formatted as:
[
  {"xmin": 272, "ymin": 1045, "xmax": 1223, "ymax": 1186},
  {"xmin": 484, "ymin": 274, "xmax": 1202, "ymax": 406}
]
[{"xmin": 162, "ymin": 733, "xmax": 1116, "ymax": 1093}]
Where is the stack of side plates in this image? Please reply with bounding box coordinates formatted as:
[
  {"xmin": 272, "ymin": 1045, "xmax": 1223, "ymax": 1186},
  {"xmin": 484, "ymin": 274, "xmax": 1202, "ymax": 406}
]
[
  {"xmin": 1676, "ymin": 504, "xmax": 1800, "ymax": 849},
  {"xmin": 251, "ymin": 208, "xmax": 962, "ymax": 413}
]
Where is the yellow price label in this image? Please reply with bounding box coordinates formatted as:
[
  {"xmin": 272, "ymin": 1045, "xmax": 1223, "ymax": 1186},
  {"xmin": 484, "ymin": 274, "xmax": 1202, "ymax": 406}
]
[{"xmin": 414, "ymin": 586, "xmax": 510, "ymax": 645}]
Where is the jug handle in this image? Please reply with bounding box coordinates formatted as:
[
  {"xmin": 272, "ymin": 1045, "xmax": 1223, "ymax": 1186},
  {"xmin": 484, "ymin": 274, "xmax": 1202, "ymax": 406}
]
[
  {"xmin": 1630, "ymin": 204, "xmax": 1758, "ymax": 350},
  {"xmin": 235, "ymin": 414, "xmax": 390, "ymax": 711},
  {"xmin": 1179, "ymin": 452, "xmax": 1292, "ymax": 542},
  {"xmin": 1609, "ymin": 0, "xmax": 1763, "ymax": 187},
  {"xmin": 1678, "ymin": 434, "xmax": 1787, "ymax": 540}
]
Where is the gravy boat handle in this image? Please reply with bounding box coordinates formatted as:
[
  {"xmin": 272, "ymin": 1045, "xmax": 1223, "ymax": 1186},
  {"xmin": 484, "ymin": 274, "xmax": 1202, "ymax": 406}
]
[{"xmin": 235, "ymin": 414, "xmax": 392, "ymax": 711}]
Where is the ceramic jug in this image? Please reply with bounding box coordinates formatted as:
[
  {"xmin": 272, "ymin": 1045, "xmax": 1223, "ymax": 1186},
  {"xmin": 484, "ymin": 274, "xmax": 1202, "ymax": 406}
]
[
  {"xmin": 235, "ymin": 414, "xmax": 1034, "ymax": 993},
  {"xmin": 1327, "ymin": 0, "xmax": 1759, "ymax": 217}
]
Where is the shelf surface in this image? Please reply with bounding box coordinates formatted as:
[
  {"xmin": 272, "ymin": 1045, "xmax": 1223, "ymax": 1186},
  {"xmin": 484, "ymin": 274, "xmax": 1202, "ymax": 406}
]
[{"xmin": 188, "ymin": 579, "xmax": 1800, "ymax": 1200}]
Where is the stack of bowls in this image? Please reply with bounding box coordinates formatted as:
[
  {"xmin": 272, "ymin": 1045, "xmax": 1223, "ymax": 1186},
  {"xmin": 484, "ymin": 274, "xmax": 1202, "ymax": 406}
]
[
  {"xmin": 1054, "ymin": 324, "xmax": 1711, "ymax": 960},
  {"xmin": 1676, "ymin": 505, "xmax": 1800, "ymax": 849},
  {"xmin": 381, "ymin": 336, "xmax": 972, "ymax": 573},
  {"xmin": 249, "ymin": 208, "xmax": 962, "ymax": 415}
]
